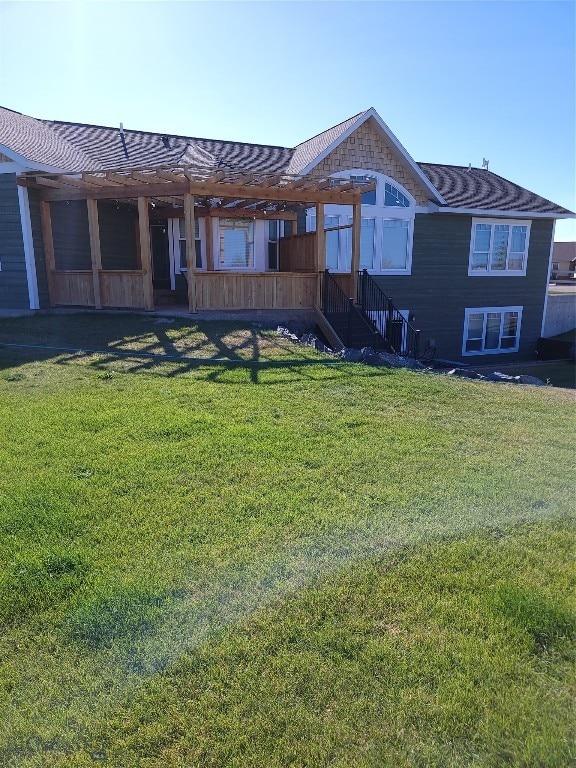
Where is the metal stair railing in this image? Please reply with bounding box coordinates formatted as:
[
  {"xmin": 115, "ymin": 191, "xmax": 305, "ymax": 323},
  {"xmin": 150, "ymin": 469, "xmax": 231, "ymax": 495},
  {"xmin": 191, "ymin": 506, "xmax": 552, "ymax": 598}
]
[
  {"xmin": 321, "ymin": 270, "xmax": 380, "ymax": 349},
  {"xmin": 356, "ymin": 269, "xmax": 421, "ymax": 358}
]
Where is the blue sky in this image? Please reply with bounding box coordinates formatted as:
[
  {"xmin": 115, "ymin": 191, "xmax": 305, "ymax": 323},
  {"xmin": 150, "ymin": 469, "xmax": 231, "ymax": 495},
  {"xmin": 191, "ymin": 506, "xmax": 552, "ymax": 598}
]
[{"xmin": 1, "ymin": 0, "xmax": 574, "ymax": 239}]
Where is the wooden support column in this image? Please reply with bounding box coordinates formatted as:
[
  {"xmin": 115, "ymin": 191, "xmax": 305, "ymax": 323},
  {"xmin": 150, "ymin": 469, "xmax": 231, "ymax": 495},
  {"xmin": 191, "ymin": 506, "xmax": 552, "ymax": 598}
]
[
  {"xmin": 205, "ymin": 213, "xmax": 214, "ymax": 271},
  {"xmin": 87, "ymin": 199, "xmax": 102, "ymax": 309},
  {"xmin": 39, "ymin": 201, "xmax": 57, "ymax": 306},
  {"xmin": 137, "ymin": 197, "xmax": 154, "ymax": 311},
  {"xmin": 315, "ymin": 203, "xmax": 325, "ymax": 304},
  {"xmin": 350, "ymin": 202, "xmax": 361, "ymax": 300},
  {"xmin": 184, "ymin": 193, "xmax": 197, "ymax": 312}
]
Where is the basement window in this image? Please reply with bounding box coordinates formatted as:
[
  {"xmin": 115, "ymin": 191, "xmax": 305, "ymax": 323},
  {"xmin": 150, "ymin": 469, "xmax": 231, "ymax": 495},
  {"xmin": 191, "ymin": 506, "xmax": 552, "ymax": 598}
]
[{"xmin": 463, "ymin": 306, "xmax": 522, "ymax": 355}]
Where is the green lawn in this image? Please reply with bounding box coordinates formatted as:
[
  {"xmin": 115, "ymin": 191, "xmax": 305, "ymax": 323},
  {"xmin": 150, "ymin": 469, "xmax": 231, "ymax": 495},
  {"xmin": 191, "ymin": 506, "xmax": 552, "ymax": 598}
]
[{"xmin": 0, "ymin": 314, "xmax": 575, "ymax": 767}]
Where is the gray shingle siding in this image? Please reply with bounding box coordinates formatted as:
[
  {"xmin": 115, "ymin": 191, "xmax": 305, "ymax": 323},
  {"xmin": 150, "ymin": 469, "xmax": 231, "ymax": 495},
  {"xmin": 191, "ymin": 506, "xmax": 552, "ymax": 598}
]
[
  {"xmin": 0, "ymin": 173, "xmax": 30, "ymax": 309},
  {"xmin": 372, "ymin": 214, "xmax": 553, "ymax": 362}
]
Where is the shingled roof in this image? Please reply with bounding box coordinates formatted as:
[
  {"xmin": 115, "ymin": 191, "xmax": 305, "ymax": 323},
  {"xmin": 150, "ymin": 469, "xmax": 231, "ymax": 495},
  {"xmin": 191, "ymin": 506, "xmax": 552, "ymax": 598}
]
[
  {"xmin": 418, "ymin": 163, "xmax": 572, "ymax": 215},
  {"xmin": 1, "ymin": 105, "xmax": 572, "ymax": 215}
]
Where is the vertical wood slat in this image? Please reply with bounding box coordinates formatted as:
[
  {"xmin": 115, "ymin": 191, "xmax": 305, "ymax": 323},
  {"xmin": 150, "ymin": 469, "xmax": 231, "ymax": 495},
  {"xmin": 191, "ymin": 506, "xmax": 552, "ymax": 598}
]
[
  {"xmin": 137, "ymin": 197, "xmax": 154, "ymax": 311},
  {"xmin": 87, "ymin": 199, "xmax": 102, "ymax": 309},
  {"xmin": 350, "ymin": 202, "xmax": 361, "ymax": 300},
  {"xmin": 184, "ymin": 193, "xmax": 197, "ymax": 312},
  {"xmin": 315, "ymin": 203, "xmax": 325, "ymax": 305},
  {"xmin": 39, "ymin": 201, "xmax": 57, "ymax": 306},
  {"xmin": 205, "ymin": 214, "xmax": 214, "ymax": 271}
]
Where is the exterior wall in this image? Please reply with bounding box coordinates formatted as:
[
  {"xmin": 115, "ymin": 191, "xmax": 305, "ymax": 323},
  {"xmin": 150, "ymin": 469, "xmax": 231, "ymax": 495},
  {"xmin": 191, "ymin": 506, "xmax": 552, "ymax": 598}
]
[
  {"xmin": 0, "ymin": 173, "xmax": 30, "ymax": 308},
  {"xmin": 543, "ymin": 293, "xmax": 576, "ymax": 337},
  {"xmin": 372, "ymin": 214, "xmax": 554, "ymax": 362},
  {"xmin": 314, "ymin": 117, "xmax": 430, "ymax": 206},
  {"xmin": 98, "ymin": 203, "xmax": 139, "ymax": 270},
  {"xmin": 51, "ymin": 200, "xmax": 91, "ymax": 270}
]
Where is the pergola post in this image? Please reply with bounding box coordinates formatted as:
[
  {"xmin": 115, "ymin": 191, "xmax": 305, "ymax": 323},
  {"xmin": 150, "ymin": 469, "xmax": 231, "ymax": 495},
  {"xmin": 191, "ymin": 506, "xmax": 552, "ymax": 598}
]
[
  {"xmin": 137, "ymin": 197, "xmax": 154, "ymax": 311},
  {"xmin": 315, "ymin": 203, "xmax": 325, "ymax": 304},
  {"xmin": 184, "ymin": 193, "xmax": 197, "ymax": 312},
  {"xmin": 350, "ymin": 201, "xmax": 361, "ymax": 301},
  {"xmin": 39, "ymin": 201, "xmax": 56, "ymax": 306},
  {"xmin": 87, "ymin": 199, "xmax": 102, "ymax": 309}
]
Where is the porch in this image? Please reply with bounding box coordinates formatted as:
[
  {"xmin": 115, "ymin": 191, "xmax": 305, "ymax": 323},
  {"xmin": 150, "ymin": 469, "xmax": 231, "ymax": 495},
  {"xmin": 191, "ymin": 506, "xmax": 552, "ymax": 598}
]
[{"xmin": 19, "ymin": 167, "xmax": 369, "ymax": 314}]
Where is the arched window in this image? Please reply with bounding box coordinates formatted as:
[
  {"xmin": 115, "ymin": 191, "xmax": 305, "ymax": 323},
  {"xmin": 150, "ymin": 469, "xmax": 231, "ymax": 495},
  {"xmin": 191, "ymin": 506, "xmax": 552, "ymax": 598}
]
[{"xmin": 306, "ymin": 171, "xmax": 416, "ymax": 274}]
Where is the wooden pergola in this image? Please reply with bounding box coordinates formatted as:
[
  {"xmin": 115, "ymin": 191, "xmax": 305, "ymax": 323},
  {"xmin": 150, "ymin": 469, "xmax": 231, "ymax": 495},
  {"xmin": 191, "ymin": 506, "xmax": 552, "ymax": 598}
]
[{"xmin": 18, "ymin": 166, "xmax": 375, "ymax": 312}]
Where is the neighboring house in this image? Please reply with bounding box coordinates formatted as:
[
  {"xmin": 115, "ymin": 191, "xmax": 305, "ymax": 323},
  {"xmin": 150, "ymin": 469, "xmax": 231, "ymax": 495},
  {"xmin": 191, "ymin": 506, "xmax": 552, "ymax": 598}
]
[
  {"xmin": 550, "ymin": 241, "xmax": 576, "ymax": 279},
  {"xmin": 0, "ymin": 104, "xmax": 574, "ymax": 362}
]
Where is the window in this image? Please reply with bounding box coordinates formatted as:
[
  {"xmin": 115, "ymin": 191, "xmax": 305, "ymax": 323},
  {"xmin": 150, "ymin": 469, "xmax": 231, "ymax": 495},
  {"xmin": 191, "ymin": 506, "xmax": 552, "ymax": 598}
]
[
  {"xmin": 219, "ymin": 218, "xmax": 254, "ymax": 269},
  {"xmin": 325, "ymin": 215, "xmax": 340, "ymax": 270},
  {"xmin": 178, "ymin": 218, "xmax": 202, "ymax": 269},
  {"xmin": 267, "ymin": 220, "xmax": 283, "ymax": 270},
  {"xmin": 381, "ymin": 219, "xmax": 410, "ymax": 270},
  {"xmin": 469, "ymin": 219, "xmax": 530, "ymax": 275},
  {"xmin": 463, "ymin": 307, "xmax": 522, "ymax": 355}
]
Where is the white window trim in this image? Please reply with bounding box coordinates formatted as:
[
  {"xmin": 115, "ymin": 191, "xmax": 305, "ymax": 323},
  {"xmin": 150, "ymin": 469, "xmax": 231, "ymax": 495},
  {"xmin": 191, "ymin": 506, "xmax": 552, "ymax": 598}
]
[
  {"xmin": 306, "ymin": 170, "xmax": 416, "ymax": 275},
  {"xmin": 169, "ymin": 218, "xmax": 206, "ymax": 283},
  {"xmin": 468, "ymin": 218, "xmax": 531, "ymax": 277},
  {"xmin": 462, "ymin": 306, "xmax": 523, "ymax": 356}
]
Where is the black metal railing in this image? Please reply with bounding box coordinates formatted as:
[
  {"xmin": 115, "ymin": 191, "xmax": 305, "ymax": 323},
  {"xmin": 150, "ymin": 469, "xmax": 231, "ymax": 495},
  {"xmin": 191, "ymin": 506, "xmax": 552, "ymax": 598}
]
[
  {"xmin": 322, "ymin": 270, "xmax": 380, "ymax": 349},
  {"xmin": 356, "ymin": 269, "xmax": 421, "ymax": 358}
]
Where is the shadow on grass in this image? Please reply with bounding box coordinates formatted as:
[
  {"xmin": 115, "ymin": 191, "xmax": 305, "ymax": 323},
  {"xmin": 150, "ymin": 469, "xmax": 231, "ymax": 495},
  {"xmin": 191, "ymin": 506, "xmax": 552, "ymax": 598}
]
[{"xmin": 0, "ymin": 313, "xmax": 394, "ymax": 386}]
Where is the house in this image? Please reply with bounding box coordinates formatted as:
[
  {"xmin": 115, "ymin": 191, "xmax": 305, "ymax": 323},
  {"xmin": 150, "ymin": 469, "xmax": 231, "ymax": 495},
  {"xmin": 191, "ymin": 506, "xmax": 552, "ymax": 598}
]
[
  {"xmin": 0, "ymin": 104, "xmax": 573, "ymax": 362},
  {"xmin": 550, "ymin": 242, "xmax": 576, "ymax": 280}
]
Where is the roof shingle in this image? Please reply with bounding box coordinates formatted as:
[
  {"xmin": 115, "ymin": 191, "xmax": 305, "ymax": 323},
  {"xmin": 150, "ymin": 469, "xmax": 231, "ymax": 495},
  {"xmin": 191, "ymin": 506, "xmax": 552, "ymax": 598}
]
[{"xmin": 0, "ymin": 105, "xmax": 572, "ymax": 216}]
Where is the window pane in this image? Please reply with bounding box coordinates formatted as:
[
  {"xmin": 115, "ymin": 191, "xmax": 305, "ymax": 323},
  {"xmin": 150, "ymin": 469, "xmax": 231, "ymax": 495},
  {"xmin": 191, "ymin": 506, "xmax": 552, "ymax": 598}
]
[
  {"xmin": 179, "ymin": 218, "xmax": 200, "ymax": 238},
  {"xmin": 268, "ymin": 242, "xmax": 278, "ymax": 270},
  {"xmin": 484, "ymin": 312, "xmax": 501, "ymax": 349},
  {"xmin": 179, "ymin": 240, "xmax": 186, "ymax": 270},
  {"xmin": 381, "ymin": 219, "xmax": 409, "ymax": 269},
  {"xmin": 502, "ymin": 311, "xmax": 518, "ymax": 338},
  {"xmin": 220, "ymin": 219, "xmax": 253, "ymax": 268},
  {"xmin": 466, "ymin": 338, "xmax": 483, "ymax": 352},
  {"xmin": 195, "ymin": 240, "xmax": 202, "ymax": 269},
  {"xmin": 491, "ymin": 225, "xmax": 509, "ymax": 270},
  {"xmin": 384, "ymin": 182, "xmax": 410, "ymax": 207},
  {"xmin": 507, "ymin": 256, "xmax": 524, "ymax": 271},
  {"xmin": 474, "ymin": 223, "xmax": 491, "ymax": 252},
  {"xmin": 350, "ymin": 175, "xmax": 376, "ymax": 205},
  {"xmin": 471, "ymin": 252, "xmax": 489, "ymax": 270},
  {"xmin": 268, "ymin": 220, "xmax": 278, "ymax": 240},
  {"xmin": 510, "ymin": 226, "xmax": 526, "ymax": 253},
  {"xmin": 360, "ymin": 219, "xmax": 375, "ymax": 270},
  {"xmin": 467, "ymin": 313, "xmax": 484, "ymax": 340},
  {"xmin": 308, "ymin": 215, "xmax": 316, "ymax": 233}
]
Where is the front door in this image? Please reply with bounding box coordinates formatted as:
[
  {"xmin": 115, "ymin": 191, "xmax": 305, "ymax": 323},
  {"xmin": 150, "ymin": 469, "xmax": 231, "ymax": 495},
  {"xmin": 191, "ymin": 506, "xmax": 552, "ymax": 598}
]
[{"xmin": 150, "ymin": 222, "xmax": 170, "ymax": 289}]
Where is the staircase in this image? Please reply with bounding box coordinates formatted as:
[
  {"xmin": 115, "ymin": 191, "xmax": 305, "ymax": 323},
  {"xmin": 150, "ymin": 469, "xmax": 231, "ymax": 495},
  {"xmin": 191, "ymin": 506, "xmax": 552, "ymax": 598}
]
[{"xmin": 320, "ymin": 270, "xmax": 420, "ymax": 358}]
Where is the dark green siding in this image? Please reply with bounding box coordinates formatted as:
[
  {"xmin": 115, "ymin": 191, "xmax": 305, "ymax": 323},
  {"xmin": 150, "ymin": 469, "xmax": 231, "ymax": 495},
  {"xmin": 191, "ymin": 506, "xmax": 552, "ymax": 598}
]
[
  {"xmin": 372, "ymin": 214, "xmax": 553, "ymax": 363},
  {"xmin": 0, "ymin": 173, "xmax": 30, "ymax": 309},
  {"xmin": 29, "ymin": 200, "xmax": 140, "ymax": 299},
  {"xmin": 99, "ymin": 203, "xmax": 139, "ymax": 270}
]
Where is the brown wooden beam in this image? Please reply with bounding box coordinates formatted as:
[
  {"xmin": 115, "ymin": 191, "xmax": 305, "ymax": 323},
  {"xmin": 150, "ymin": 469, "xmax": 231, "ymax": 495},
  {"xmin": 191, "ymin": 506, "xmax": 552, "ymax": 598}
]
[
  {"xmin": 184, "ymin": 193, "xmax": 197, "ymax": 312},
  {"xmin": 87, "ymin": 199, "xmax": 102, "ymax": 309},
  {"xmin": 39, "ymin": 201, "xmax": 57, "ymax": 305},
  {"xmin": 137, "ymin": 197, "xmax": 154, "ymax": 311},
  {"xmin": 35, "ymin": 179, "xmax": 363, "ymax": 206}
]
